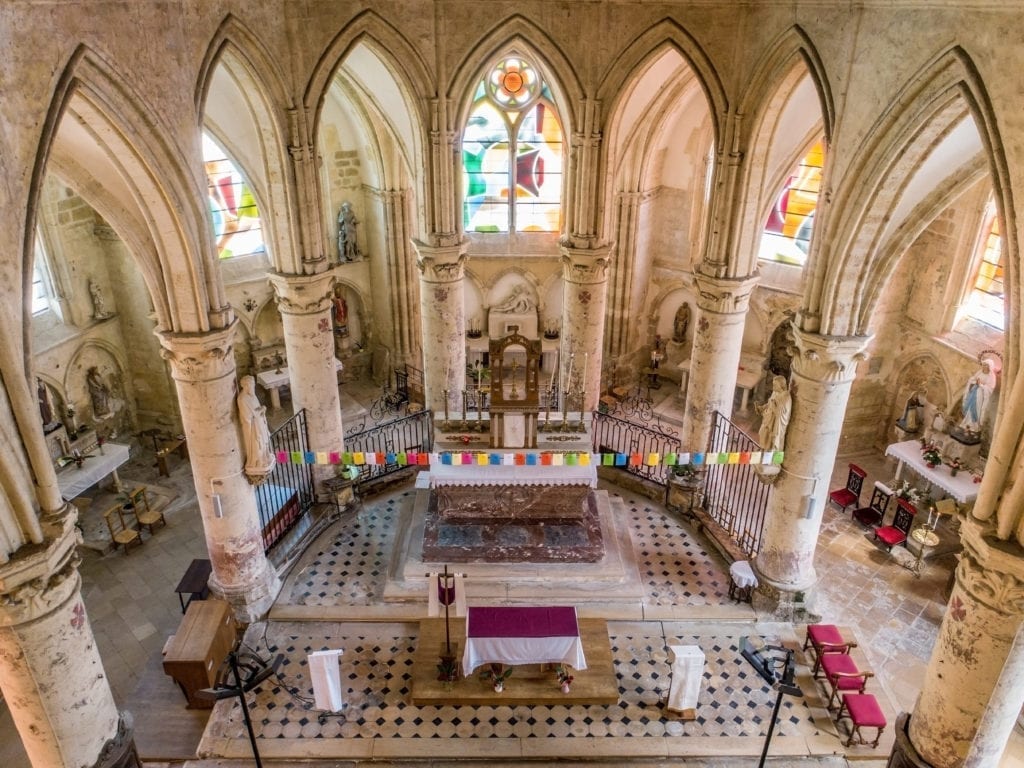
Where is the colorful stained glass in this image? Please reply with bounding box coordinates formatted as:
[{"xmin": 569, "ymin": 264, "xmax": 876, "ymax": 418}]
[
  {"xmin": 463, "ymin": 58, "xmax": 562, "ymax": 233},
  {"xmin": 760, "ymin": 140, "xmax": 823, "ymax": 265},
  {"xmin": 202, "ymin": 133, "xmax": 266, "ymax": 259}
]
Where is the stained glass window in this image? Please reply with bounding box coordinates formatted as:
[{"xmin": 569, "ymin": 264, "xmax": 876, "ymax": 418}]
[
  {"xmin": 462, "ymin": 57, "xmax": 562, "ymax": 233},
  {"xmin": 966, "ymin": 205, "xmax": 1005, "ymax": 330},
  {"xmin": 202, "ymin": 133, "xmax": 265, "ymax": 259},
  {"xmin": 759, "ymin": 141, "xmax": 824, "ymax": 265}
]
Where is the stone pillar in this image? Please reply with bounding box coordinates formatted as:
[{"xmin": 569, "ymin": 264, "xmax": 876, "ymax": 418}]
[
  {"xmin": 681, "ymin": 271, "xmax": 759, "ymax": 451},
  {"xmin": 158, "ymin": 323, "xmax": 280, "ymax": 623},
  {"xmin": 560, "ymin": 241, "xmax": 613, "ymax": 413},
  {"xmin": 962, "ymin": 620, "xmax": 1024, "ymax": 767},
  {"xmin": 0, "ymin": 513, "xmax": 139, "ymax": 768},
  {"xmin": 754, "ymin": 326, "xmax": 869, "ymax": 614},
  {"xmin": 413, "ymin": 239, "xmax": 467, "ymax": 412},
  {"xmin": 267, "ymin": 270, "xmax": 345, "ymax": 492},
  {"xmin": 886, "ymin": 516, "xmax": 1024, "ymax": 768}
]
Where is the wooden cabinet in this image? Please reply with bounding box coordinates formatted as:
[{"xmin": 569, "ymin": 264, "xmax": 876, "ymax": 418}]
[{"xmin": 162, "ymin": 598, "xmax": 236, "ymax": 708}]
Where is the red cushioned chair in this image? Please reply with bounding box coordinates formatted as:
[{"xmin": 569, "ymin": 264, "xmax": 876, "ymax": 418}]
[
  {"xmin": 803, "ymin": 624, "xmax": 857, "ymax": 676},
  {"xmin": 874, "ymin": 498, "xmax": 917, "ymax": 551},
  {"xmin": 837, "ymin": 692, "xmax": 887, "ymax": 747},
  {"xmin": 852, "ymin": 482, "xmax": 893, "ymax": 528},
  {"xmin": 818, "ymin": 652, "xmax": 874, "ymax": 709},
  {"xmin": 828, "ymin": 464, "xmax": 867, "ymax": 512}
]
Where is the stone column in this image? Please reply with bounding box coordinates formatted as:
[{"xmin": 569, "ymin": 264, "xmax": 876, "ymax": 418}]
[
  {"xmin": 413, "ymin": 239, "xmax": 467, "ymax": 412},
  {"xmin": 754, "ymin": 326, "xmax": 869, "ymax": 614},
  {"xmin": 560, "ymin": 241, "xmax": 613, "ymax": 413},
  {"xmin": 886, "ymin": 516, "xmax": 1024, "ymax": 768},
  {"xmin": 962, "ymin": 619, "xmax": 1024, "ymax": 767},
  {"xmin": 267, "ymin": 270, "xmax": 344, "ymax": 492},
  {"xmin": 158, "ymin": 323, "xmax": 280, "ymax": 623},
  {"xmin": 681, "ymin": 271, "xmax": 759, "ymax": 451},
  {"xmin": 0, "ymin": 514, "xmax": 138, "ymax": 768}
]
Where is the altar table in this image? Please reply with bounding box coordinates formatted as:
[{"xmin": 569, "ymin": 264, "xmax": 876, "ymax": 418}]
[
  {"xmin": 462, "ymin": 606, "xmax": 588, "ymax": 676},
  {"xmin": 257, "ymin": 358, "xmax": 344, "ymax": 410},
  {"xmin": 885, "ymin": 439, "xmax": 979, "ymax": 504},
  {"xmin": 57, "ymin": 442, "xmax": 130, "ymax": 499}
]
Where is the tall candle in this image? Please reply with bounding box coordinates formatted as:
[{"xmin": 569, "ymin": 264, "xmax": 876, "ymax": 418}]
[
  {"xmin": 582, "ymin": 352, "xmax": 588, "ymax": 393},
  {"xmin": 548, "ymin": 357, "xmax": 556, "ymax": 392}
]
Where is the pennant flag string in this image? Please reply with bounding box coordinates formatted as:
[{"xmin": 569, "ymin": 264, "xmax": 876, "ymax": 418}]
[{"xmin": 274, "ymin": 449, "xmax": 784, "ymax": 467}]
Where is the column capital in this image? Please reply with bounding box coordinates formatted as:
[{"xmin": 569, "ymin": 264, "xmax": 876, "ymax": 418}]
[
  {"xmin": 413, "ymin": 239, "xmax": 467, "ymax": 283},
  {"xmin": 267, "ymin": 270, "xmax": 335, "ymax": 315},
  {"xmin": 0, "ymin": 521, "xmax": 80, "ymax": 627},
  {"xmin": 559, "ymin": 240, "xmax": 613, "ymax": 284},
  {"xmin": 958, "ymin": 516, "xmax": 1024, "ymax": 616},
  {"xmin": 692, "ymin": 271, "xmax": 759, "ymax": 314},
  {"xmin": 157, "ymin": 321, "xmax": 237, "ymax": 383},
  {"xmin": 789, "ymin": 324, "xmax": 872, "ymax": 384}
]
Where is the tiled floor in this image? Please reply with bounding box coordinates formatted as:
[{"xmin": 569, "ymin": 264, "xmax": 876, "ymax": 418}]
[{"xmin": 2, "ymin": 377, "xmax": 1022, "ymax": 766}]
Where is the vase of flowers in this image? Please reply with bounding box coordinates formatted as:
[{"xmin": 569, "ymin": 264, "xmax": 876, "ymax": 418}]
[
  {"xmin": 946, "ymin": 456, "xmax": 966, "ymax": 477},
  {"xmin": 556, "ymin": 665, "xmax": 574, "ymax": 693},
  {"xmin": 921, "ymin": 443, "xmax": 942, "ymax": 468},
  {"xmin": 483, "ymin": 663, "xmax": 512, "ymax": 692},
  {"xmin": 895, "ymin": 481, "xmax": 923, "ymax": 507}
]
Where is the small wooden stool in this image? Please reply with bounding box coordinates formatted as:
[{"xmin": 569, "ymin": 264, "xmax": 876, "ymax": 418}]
[
  {"xmin": 837, "ymin": 692, "xmax": 886, "ymax": 747},
  {"xmin": 803, "ymin": 624, "xmax": 856, "ymax": 675},
  {"xmin": 728, "ymin": 560, "xmax": 758, "ymax": 602}
]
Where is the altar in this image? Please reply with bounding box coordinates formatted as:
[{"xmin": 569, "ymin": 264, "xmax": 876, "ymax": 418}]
[{"xmin": 885, "ymin": 439, "xmax": 980, "ymax": 504}]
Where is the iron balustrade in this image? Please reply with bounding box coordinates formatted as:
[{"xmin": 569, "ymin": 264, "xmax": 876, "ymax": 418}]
[
  {"xmin": 257, "ymin": 409, "xmax": 314, "ymax": 552},
  {"xmin": 344, "ymin": 408, "xmax": 434, "ymax": 491},
  {"xmin": 591, "ymin": 410, "xmax": 681, "ymax": 486},
  {"xmin": 703, "ymin": 411, "xmax": 771, "ymax": 558}
]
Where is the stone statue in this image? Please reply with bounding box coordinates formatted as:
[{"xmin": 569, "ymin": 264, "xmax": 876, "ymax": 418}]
[
  {"xmin": 957, "ymin": 358, "xmax": 996, "ymax": 436},
  {"xmin": 86, "ymin": 366, "xmax": 112, "ymax": 417},
  {"xmin": 491, "ymin": 285, "xmax": 535, "ymax": 314},
  {"xmin": 333, "ymin": 293, "xmax": 349, "ymax": 335},
  {"xmin": 672, "ymin": 302, "xmax": 690, "ymax": 344},
  {"xmin": 237, "ymin": 375, "xmax": 275, "ymax": 484},
  {"xmin": 37, "ymin": 378, "xmax": 55, "ymax": 426},
  {"xmin": 756, "ymin": 375, "xmax": 792, "ymax": 453},
  {"xmin": 337, "ymin": 202, "xmax": 359, "ymax": 261},
  {"xmin": 89, "ymin": 279, "xmax": 111, "ymax": 319},
  {"xmin": 898, "ymin": 391, "xmax": 923, "ymax": 433}
]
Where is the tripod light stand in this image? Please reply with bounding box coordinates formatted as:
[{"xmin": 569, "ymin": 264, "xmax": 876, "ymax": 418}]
[{"xmin": 740, "ymin": 636, "xmax": 803, "ymax": 768}]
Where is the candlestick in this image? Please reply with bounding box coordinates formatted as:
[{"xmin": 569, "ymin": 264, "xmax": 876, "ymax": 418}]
[
  {"xmin": 443, "ymin": 388, "xmax": 450, "ymax": 428},
  {"xmin": 548, "ymin": 357, "xmax": 556, "ymax": 392},
  {"xmin": 582, "ymin": 352, "xmax": 588, "ymax": 393}
]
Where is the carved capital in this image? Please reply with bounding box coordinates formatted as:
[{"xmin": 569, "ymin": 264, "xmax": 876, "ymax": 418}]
[
  {"xmin": 267, "ymin": 271, "xmax": 335, "ymax": 315},
  {"xmin": 0, "ymin": 525, "xmax": 81, "ymax": 627},
  {"xmin": 413, "ymin": 239, "xmax": 467, "ymax": 283},
  {"xmin": 692, "ymin": 271, "xmax": 759, "ymax": 314},
  {"xmin": 157, "ymin": 321, "xmax": 237, "ymax": 382},
  {"xmin": 956, "ymin": 516, "xmax": 1024, "ymax": 615},
  {"xmin": 559, "ymin": 241, "xmax": 613, "ymax": 284},
  {"xmin": 789, "ymin": 324, "xmax": 871, "ymax": 384}
]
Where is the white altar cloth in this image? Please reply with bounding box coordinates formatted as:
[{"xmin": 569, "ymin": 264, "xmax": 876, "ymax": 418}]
[
  {"xmin": 57, "ymin": 442, "xmax": 130, "ymax": 499},
  {"xmin": 427, "ymin": 463, "xmax": 597, "ymax": 488},
  {"xmin": 885, "ymin": 439, "xmax": 979, "ymax": 504},
  {"xmin": 462, "ymin": 606, "xmax": 587, "ymax": 676}
]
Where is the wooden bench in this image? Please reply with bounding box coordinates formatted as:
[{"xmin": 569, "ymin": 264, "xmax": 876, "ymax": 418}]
[{"xmin": 837, "ymin": 692, "xmax": 887, "ymax": 747}]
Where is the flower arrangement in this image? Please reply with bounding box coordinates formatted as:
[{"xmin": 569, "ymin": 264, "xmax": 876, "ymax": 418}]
[
  {"xmin": 460, "ymin": 434, "xmax": 472, "ymax": 445},
  {"xmin": 556, "ymin": 665, "xmax": 575, "ymax": 688},
  {"xmin": 945, "ymin": 456, "xmax": 967, "ymax": 476},
  {"xmin": 921, "ymin": 443, "xmax": 942, "ymax": 467},
  {"xmin": 482, "ymin": 663, "xmax": 513, "ymax": 691},
  {"xmin": 895, "ymin": 480, "xmax": 924, "ymax": 506},
  {"xmin": 672, "ymin": 463, "xmax": 701, "ymax": 482}
]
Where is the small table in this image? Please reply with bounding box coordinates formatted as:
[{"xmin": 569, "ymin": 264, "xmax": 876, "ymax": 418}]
[
  {"xmin": 174, "ymin": 558, "xmax": 212, "ymax": 613},
  {"xmin": 906, "ymin": 527, "xmax": 940, "ymax": 577},
  {"xmin": 884, "ymin": 439, "xmax": 980, "ymax": 504},
  {"xmin": 462, "ymin": 606, "xmax": 587, "ymax": 678},
  {"xmin": 736, "ymin": 365, "xmax": 762, "ymax": 414},
  {"xmin": 156, "ymin": 437, "xmax": 188, "ymax": 477},
  {"xmin": 257, "ymin": 358, "xmax": 344, "ymax": 410}
]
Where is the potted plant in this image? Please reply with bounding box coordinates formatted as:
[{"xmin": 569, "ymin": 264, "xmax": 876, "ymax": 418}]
[
  {"xmin": 672, "ymin": 463, "xmax": 703, "ymax": 487},
  {"xmin": 921, "ymin": 443, "xmax": 942, "ymax": 468},
  {"xmin": 482, "ymin": 663, "xmax": 513, "ymax": 692},
  {"xmin": 946, "ymin": 456, "xmax": 966, "ymax": 477}
]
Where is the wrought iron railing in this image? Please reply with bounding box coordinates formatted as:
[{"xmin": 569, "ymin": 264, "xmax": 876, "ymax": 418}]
[
  {"xmin": 257, "ymin": 409, "xmax": 314, "ymax": 552},
  {"xmin": 703, "ymin": 411, "xmax": 771, "ymax": 558},
  {"xmin": 591, "ymin": 410, "xmax": 681, "ymax": 486},
  {"xmin": 343, "ymin": 408, "xmax": 434, "ymax": 490}
]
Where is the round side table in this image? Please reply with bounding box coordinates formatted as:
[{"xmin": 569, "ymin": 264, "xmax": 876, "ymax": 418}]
[{"xmin": 907, "ymin": 527, "xmax": 940, "ymax": 578}]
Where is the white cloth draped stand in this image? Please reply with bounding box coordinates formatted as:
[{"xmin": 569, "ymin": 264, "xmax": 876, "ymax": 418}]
[{"xmin": 308, "ymin": 649, "xmax": 344, "ymax": 712}]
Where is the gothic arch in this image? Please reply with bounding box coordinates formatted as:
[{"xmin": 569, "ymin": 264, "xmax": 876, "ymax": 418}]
[{"xmin": 195, "ymin": 17, "xmax": 303, "ymax": 273}]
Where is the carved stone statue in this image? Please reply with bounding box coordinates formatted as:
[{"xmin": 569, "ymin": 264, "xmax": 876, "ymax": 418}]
[
  {"xmin": 37, "ymin": 378, "xmax": 55, "ymax": 426},
  {"xmin": 237, "ymin": 375, "xmax": 275, "ymax": 484},
  {"xmin": 672, "ymin": 302, "xmax": 690, "ymax": 344},
  {"xmin": 337, "ymin": 202, "xmax": 359, "ymax": 261},
  {"xmin": 87, "ymin": 366, "xmax": 112, "ymax": 418},
  {"xmin": 956, "ymin": 358, "xmax": 996, "ymax": 437},
  {"xmin": 89, "ymin": 279, "xmax": 111, "ymax": 320},
  {"xmin": 756, "ymin": 375, "xmax": 792, "ymax": 453},
  {"xmin": 492, "ymin": 285, "xmax": 535, "ymax": 314}
]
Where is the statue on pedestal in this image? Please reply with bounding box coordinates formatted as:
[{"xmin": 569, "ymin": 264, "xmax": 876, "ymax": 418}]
[
  {"xmin": 337, "ymin": 202, "xmax": 359, "ymax": 261},
  {"xmin": 237, "ymin": 375, "xmax": 275, "ymax": 484},
  {"xmin": 952, "ymin": 358, "xmax": 997, "ymax": 444}
]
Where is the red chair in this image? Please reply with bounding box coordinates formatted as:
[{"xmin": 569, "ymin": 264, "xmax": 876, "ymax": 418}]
[
  {"xmin": 818, "ymin": 652, "xmax": 874, "ymax": 709},
  {"xmin": 829, "ymin": 464, "xmax": 867, "ymax": 512},
  {"xmin": 837, "ymin": 693, "xmax": 887, "ymax": 747},
  {"xmin": 802, "ymin": 624, "xmax": 857, "ymax": 676},
  {"xmin": 852, "ymin": 482, "xmax": 893, "ymax": 528},
  {"xmin": 874, "ymin": 499, "xmax": 917, "ymax": 551}
]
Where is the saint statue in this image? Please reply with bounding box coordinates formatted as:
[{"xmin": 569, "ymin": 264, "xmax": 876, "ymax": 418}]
[
  {"xmin": 333, "ymin": 293, "xmax": 349, "ymax": 336},
  {"xmin": 672, "ymin": 302, "xmax": 690, "ymax": 344},
  {"xmin": 89, "ymin": 279, "xmax": 111, "ymax": 319},
  {"xmin": 237, "ymin": 375, "xmax": 275, "ymax": 484},
  {"xmin": 957, "ymin": 358, "xmax": 997, "ymax": 436},
  {"xmin": 337, "ymin": 202, "xmax": 359, "ymax": 261},
  {"xmin": 37, "ymin": 378, "xmax": 55, "ymax": 426},
  {"xmin": 87, "ymin": 366, "xmax": 112, "ymax": 417},
  {"xmin": 756, "ymin": 375, "xmax": 792, "ymax": 453}
]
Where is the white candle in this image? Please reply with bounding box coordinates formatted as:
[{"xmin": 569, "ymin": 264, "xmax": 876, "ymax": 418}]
[
  {"xmin": 549, "ymin": 357, "xmax": 556, "ymax": 391},
  {"xmin": 568, "ymin": 353, "xmax": 575, "ymax": 392},
  {"xmin": 582, "ymin": 352, "xmax": 588, "ymax": 393}
]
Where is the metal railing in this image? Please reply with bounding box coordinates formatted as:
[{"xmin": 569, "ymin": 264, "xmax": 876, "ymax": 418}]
[
  {"xmin": 257, "ymin": 409, "xmax": 314, "ymax": 552},
  {"xmin": 343, "ymin": 408, "xmax": 434, "ymax": 490},
  {"xmin": 591, "ymin": 410, "xmax": 681, "ymax": 486},
  {"xmin": 703, "ymin": 411, "xmax": 772, "ymax": 558}
]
